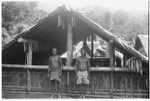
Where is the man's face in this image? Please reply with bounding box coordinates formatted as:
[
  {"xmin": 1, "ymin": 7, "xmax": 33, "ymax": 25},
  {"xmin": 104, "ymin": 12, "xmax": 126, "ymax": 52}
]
[
  {"xmin": 81, "ymin": 49, "xmax": 86, "ymax": 56},
  {"xmin": 52, "ymin": 48, "xmax": 57, "ymax": 55}
]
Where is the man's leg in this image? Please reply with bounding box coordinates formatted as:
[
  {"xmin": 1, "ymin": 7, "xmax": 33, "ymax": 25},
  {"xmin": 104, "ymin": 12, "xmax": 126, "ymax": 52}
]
[
  {"xmin": 78, "ymin": 84, "xmax": 83, "ymax": 98},
  {"xmin": 56, "ymin": 80, "xmax": 61, "ymax": 98},
  {"xmin": 51, "ymin": 80, "xmax": 55, "ymax": 97},
  {"xmin": 54, "ymin": 80, "xmax": 58, "ymax": 93},
  {"xmin": 82, "ymin": 84, "xmax": 89, "ymax": 98},
  {"xmin": 82, "ymin": 72, "xmax": 90, "ymax": 98},
  {"xmin": 76, "ymin": 84, "xmax": 86, "ymax": 98},
  {"xmin": 76, "ymin": 73, "xmax": 83, "ymax": 98},
  {"xmin": 81, "ymin": 84, "xmax": 84, "ymax": 98},
  {"xmin": 51, "ymin": 80, "xmax": 59, "ymax": 98}
]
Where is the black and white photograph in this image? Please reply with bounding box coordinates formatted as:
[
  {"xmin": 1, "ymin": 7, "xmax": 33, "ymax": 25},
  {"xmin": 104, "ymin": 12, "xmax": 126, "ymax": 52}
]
[{"xmin": 1, "ymin": 0, "xmax": 149, "ymax": 99}]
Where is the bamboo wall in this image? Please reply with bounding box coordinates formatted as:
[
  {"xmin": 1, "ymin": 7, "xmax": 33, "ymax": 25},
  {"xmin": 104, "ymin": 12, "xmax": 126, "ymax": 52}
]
[{"xmin": 2, "ymin": 65, "xmax": 149, "ymax": 98}]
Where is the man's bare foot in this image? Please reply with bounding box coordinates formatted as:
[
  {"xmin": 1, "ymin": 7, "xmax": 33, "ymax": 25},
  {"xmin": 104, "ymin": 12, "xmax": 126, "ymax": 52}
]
[
  {"xmin": 51, "ymin": 94, "xmax": 54, "ymax": 98},
  {"xmin": 58, "ymin": 94, "xmax": 61, "ymax": 98}
]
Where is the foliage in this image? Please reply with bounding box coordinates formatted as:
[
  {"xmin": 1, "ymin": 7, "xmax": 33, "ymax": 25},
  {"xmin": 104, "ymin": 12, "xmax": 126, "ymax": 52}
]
[
  {"xmin": 78, "ymin": 6, "xmax": 148, "ymax": 42},
  {"xmin": 2, "ymin": 1, "xmax": 47, "ymax": 44},
  {"xmin": 103, "ymin": 12, "xmax": 112, "ymax": 30},
  {"xmin": 2, "ymin": 3, "xmax": 148, "ymax": 45}
]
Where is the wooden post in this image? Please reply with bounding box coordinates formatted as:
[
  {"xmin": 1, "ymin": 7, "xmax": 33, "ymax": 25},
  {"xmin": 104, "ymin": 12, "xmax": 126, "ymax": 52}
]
[
  {"xmin": 109, "ymin": 39, "xmax": 115, "ymax": 98},
  {"xmin": 66, "ymin": 13, "xmax": 73, "ymax": 94},
  {"xmin": 67, "ymin": 14, "xmax": 73, "ymax": 66},
  {"xmin": 124, "ymin": 75, "xmax": 127, "ymax": 97},
  {"xmin": 146, "ymin": 72, "xmax": 149, "ymax": 98},
  {"xmin": 130, "ymin": 75, "xmax": 133, "ymax": 98},
  {"xmin": 28, "ymin": 41, "xmax": 32, "ymax": 65},
  {"xmin": 27, "ymin": 41, "xmax": 32, "ymax": 95},
  {"xmin": 91, "ymin": 34, "xmax": 94, "ymax": 66},
  {"xmin": 123, "ymin": 53, "xmax": 126, "ymax": 67},
  {"xmin": 109, "ymin": 39, "xmax": 115, "ymax": 67},
  {"xmin": 137, "ymin": 76, "xmax": 139, "ymax": 98}
]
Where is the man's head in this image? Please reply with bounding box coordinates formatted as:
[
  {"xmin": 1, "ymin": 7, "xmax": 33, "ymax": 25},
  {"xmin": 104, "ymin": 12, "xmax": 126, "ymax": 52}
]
[
  {"xmin": 52, "ymin": 48, "xmax": 57, "ymax": 55},
  {"xmin": 81, "ymin": 48, "xmax": 86, "ymax": 56}
]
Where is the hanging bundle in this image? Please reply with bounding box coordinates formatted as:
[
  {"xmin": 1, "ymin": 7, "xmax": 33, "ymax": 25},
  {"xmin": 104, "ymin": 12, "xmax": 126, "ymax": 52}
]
[
  {"xmin": 23, "ymin": 39, "xmax": 50, "ymax": 52},
  {"xmin": 125, "ymin": 57, "xmax": 143, "ymax": 75},
  {"xmin": 71, "ymin": 15, "xmax": 76, "ymax": 28},
  {"xmin": 58, "ymin": 14, "xmax": 65, "ymax": 30},
  {"xmin": 23, "ymin": 39, "xmax": 29, "ymax": 52},
  {"xmin": 58, "ymin": 13, "xmax": 76, "ymax": 30}
]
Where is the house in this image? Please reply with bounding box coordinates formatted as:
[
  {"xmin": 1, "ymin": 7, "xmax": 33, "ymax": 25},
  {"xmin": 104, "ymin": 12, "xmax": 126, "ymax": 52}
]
[{"xmin": 2, "ymin": 5, "xmax": 149, "ymax": 98}]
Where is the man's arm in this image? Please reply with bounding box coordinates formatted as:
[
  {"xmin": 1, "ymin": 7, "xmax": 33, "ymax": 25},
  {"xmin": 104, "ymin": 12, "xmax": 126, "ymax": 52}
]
[
  {"xmin": 59, "ymin": 56, "xmax": 63, "ymax": 75},
  {"xmin": 48, "ymin": 57, "xmax": 51, "ymax": 75},
  {"xmin": 87, "ymin": 58, "xmax": 91, "ymax": 73}
]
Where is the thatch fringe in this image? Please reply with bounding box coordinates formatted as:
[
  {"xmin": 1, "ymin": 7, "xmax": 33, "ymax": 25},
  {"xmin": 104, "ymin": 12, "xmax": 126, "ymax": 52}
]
[{"xmin": 23, "ymin": 39, "xmax": 50, "ymax": 52}]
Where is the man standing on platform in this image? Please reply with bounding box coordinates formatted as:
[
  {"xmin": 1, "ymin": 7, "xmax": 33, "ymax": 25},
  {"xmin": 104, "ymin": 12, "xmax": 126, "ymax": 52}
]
[
  {"xmin": 75, "ymin": 48, "xmax": 91, "ymax": 98},
  {"xmin": 47, "ymin": 48, "xmax": 62, "ymax": 98}
]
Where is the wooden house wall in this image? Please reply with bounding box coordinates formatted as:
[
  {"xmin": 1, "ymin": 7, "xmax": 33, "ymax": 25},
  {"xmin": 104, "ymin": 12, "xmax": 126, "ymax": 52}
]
[
  {"xmin": 2, "ymin": 66, "xmax": 149, "ymax": 98},
  {"xmin": 2, "ymin": 43, "xmax": 26, "ymax": 64}
]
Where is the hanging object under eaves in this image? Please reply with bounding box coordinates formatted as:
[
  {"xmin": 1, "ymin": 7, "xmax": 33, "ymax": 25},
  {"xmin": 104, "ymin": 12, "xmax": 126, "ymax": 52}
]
[
  {"xmin": 58, "ymin": 13, "xmax": 76, "ymax": 30},
  {"xmin": 18, "ymin": 38, "xmax": 50, "ymax": 52}
]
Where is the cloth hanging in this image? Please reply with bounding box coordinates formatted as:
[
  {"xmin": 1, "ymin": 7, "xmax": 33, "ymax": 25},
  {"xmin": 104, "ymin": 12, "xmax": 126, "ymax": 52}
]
[{"xmin": 125, "ymin": 57, "xmax": 143, "ymax": 75}]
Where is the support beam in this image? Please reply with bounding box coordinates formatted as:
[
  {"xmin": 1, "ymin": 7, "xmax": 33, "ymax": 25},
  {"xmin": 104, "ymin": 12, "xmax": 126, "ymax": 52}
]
[
  {"xmin": 26, "ymin": 41, "xmax": 32, "ymax": 94},
  {"xmin": 28, "ymin": 41, "xmax": 32, "ymax": 65},
  {"xmin": 91, "ymin": 34, "xmax": 94, "ymax": 66},
  {"xmin": 123, "ymin": 53, "xmax": 126, "ymax": 67},
  {"xmin": 130, "ymin": 75, "xmax": 133, "ymax": 97},
  {"xmin": 109, "ymin": 39, "xmax": 115, "ymax": 67},
  {"xmin": 109, "ymin": 39, "xmax": 115, "ymax": 98},
  {"xmin": 2, "ymin": 64, "xmax": 141, "ymax": 72},
  {"xmin": 124, "ymin": 75, "xmax": 128, "ymax": 97},
  {"xmin": 66, "ymin": 14, "xmax": 73, "ymax": 94},
  {"xmin": 67, "ymin": 15, "xmax": 73, "ymax": 66},
  {"xmin": 137, "ymin": 76, "xmax": 140, "ymax": 98}
]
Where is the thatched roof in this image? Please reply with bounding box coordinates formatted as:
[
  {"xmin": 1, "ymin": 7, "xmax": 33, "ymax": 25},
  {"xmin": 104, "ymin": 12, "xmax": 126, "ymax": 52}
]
[
  {"xmin": 134, "ymin": 35, "xmax": 148, "ymax": 57},
  {"xmin": 2, "ymin": 5, "xmax": 148, "ymax": 64}
]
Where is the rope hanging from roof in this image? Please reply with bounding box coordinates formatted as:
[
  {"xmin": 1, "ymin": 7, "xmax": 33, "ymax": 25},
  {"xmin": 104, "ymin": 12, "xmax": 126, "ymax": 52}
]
[{"xmin": 23, "ymin": 39, "xmax": 50, "ymax": 52}]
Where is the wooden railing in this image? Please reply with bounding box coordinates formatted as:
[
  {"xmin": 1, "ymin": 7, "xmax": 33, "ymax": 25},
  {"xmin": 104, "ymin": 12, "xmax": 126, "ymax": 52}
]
[
  {"xmin": 62, "ymin": 58, "xmax": 110, "ymax": 67},
  {"xmin": 2, "ymin": 64, "xmax": 149, "ymax": 98}
]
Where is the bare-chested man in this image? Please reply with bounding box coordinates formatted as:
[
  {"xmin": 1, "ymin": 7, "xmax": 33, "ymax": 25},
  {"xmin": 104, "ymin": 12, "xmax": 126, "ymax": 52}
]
[
  {"xmin": 75, "ymin": 48, "xmax": 90, "ymax": 98},
  {"xmin": 47, "ymin": 48, "xmax": 62, "ymax": 98}
]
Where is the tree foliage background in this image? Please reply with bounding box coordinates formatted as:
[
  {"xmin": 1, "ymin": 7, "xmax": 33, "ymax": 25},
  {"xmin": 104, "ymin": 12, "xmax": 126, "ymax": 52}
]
[
  {"xmin": 78, "ymin": 6, "xmax": 148, "ymax": 42},
  {"xmin": 2, "ymin": 1, "xmax": 47, "ymax": 44},
  {"xmin": 2, "ymin": 2, "xmax": 148, "ymax": 45}
]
